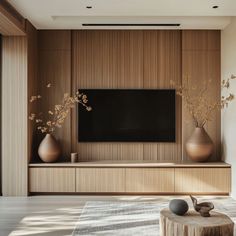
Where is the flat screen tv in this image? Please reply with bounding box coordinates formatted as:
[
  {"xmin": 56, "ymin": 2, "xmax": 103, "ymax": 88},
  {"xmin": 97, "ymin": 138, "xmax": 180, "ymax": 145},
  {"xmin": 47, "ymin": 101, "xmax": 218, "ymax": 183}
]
[{"xmin": 78, "ymin": 89, "xmax": 176, "ymax": 142}]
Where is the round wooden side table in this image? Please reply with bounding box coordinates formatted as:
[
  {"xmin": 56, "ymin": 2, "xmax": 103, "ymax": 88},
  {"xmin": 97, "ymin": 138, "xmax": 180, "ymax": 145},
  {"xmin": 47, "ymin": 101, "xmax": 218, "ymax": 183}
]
[{"xmin": 160, "ymin": 208, "xmax": 234, "ymax": 236}]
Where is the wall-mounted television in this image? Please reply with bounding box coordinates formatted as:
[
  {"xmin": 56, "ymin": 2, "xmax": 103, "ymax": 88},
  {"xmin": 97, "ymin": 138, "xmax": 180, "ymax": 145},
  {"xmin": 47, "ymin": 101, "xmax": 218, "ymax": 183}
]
[{"xmin": 78, "ymin": 89, "xmax": 176, "ymax": 142}]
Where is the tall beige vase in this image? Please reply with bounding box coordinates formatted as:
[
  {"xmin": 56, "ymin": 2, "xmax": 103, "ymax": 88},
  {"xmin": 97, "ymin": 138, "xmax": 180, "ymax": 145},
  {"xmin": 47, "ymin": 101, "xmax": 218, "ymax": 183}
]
[
  {"xmin": 38, "ymin": 133, "xmax": 61, "ymax": 163},
  {"xmin": 186, "ymin": 127, "xmax": 213, "ymax": 162}
]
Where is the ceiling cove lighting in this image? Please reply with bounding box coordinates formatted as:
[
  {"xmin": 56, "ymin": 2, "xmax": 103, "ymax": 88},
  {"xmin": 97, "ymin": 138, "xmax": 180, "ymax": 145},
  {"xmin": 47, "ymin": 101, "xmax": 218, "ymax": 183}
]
[{"xmin": 82, "ymin": 23, "xmax": 181, "ymax": 27}]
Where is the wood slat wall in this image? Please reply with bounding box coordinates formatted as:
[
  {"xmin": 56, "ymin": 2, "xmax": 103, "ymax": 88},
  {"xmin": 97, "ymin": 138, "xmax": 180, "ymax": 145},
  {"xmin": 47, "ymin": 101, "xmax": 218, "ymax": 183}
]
[
  {"xmin": 2, "ymin": 36, "xmax": 28, "ymax": 196},
  {"xmin": 36, "ymin": 30, "xmax": 221, "ymax": 162},
  {"xmin": 38, "ymin": 30, "xmax": 71, "ymax": 161},
  {"xmin": 1, "ymin": 29, "xmax": 221, "ymax": 195},
  {"xmin": 143, "ymin": 30, "xmax": 182, "ymax": 161},
  {"xmin": 1, "ymin": 21, "xmax": 38, "ymax": 196},
  {"xmin": 72, "ymin": 31, "xmax": 144, "ymax": 160},
  {"xmin": 72, "ymin": 30, "xmax": 182, "ymax": 161},
  {"xmin": 27, "ymin": 21, "xmax": 38, "ymax": 163},
  {"xmin": 182, "ymin": 30, "xmax": 221, "ymax": 161}
]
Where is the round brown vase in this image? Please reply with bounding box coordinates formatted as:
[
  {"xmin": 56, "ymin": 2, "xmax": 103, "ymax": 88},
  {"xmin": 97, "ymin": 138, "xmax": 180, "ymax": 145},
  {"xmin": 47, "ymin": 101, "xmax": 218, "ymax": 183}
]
[
  {"xmin": 186, "ymin": 127, "xmax": 213, "ymax": 162},
  {"xmin": 38, "ymin": 134, "xmax": 61, "ymax": 163}
]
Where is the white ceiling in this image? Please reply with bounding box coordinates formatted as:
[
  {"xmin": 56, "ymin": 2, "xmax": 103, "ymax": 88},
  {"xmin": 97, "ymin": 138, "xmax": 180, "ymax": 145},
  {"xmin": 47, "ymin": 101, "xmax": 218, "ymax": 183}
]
[{"xmin": 8, "ymin": 0, "xmax": 236, "ymax": 29}]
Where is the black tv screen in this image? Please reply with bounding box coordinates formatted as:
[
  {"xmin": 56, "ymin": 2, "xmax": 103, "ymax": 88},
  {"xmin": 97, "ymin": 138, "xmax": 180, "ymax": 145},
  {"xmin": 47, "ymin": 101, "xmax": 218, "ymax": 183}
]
[{"xmin": 78, "ymin": 89, "xmax": 176, "ymax": 142}]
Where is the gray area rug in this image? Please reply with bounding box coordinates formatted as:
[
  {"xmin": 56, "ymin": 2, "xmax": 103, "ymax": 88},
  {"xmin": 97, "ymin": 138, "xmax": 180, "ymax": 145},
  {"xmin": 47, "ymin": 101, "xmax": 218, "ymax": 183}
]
[{"xmin": 73, "ymin": 197, "xmax": 236, "ymax": 235}]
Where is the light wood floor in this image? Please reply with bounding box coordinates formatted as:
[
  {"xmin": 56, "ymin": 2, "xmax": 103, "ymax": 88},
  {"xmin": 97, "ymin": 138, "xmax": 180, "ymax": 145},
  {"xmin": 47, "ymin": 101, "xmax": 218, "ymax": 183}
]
[{"xmin": 0, "ymin": 195, "xmax": 235, "ymax": 236}]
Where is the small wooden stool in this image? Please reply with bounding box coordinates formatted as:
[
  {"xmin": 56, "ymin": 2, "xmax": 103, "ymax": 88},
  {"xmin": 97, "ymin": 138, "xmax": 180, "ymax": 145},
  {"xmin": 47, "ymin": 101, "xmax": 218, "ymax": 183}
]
[{"xmin": 160, "ymin": 208, "xmax": 234, "ymax": 236}]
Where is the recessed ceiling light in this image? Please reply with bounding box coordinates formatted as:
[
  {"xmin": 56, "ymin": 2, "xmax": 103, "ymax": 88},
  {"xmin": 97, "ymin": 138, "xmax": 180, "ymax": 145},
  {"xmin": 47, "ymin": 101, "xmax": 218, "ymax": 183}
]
[
  {"xmin": 86, "ymin": 6, "xmax": 92, "ymax": 9},
  {"xmin": 212, "ymin": 5, "xmax": 219, "ymax": 9}
]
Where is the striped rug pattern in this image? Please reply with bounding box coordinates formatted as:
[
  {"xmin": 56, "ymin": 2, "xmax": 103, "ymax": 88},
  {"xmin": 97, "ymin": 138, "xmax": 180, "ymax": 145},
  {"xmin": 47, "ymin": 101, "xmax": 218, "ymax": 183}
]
[{"xmin": 73, "ymin": 196, "xmax": 236, "ymax": 235}]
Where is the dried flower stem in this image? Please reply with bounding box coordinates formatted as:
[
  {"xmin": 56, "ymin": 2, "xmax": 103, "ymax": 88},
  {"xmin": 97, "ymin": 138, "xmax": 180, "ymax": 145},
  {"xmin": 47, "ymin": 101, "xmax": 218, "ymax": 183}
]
[
  {"xmin": 171, "ymin": 75, "xmax": 235, "ymax": 128},
  {"xmin": 29, "ymin": 85, "xmax": 92, "ymax": 134}
]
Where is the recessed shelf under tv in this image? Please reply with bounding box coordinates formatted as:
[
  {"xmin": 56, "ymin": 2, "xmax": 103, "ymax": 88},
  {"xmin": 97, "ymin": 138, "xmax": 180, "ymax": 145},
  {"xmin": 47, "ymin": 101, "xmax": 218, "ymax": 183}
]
[{"xmin": 29, "ymin": 160, "xmax": 230, "ymax": 168}]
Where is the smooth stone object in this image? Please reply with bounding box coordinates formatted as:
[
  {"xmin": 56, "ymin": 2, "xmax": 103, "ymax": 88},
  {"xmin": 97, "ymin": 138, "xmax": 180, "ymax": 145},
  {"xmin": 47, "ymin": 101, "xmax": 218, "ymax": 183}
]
[{"xmin": 169, "ymin": 199, "xmax": 189, "ymax": 216}]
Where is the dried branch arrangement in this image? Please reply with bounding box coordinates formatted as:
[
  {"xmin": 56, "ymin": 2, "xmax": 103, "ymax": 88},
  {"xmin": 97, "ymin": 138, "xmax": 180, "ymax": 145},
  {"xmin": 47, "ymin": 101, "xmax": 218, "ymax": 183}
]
[
  {"xmin": 171, "ymin": 75, "xmax": 236, "ymax": 128},
  {"xmin": 29, "ymin": 84, "xmax": 92, "ymax": 133}
]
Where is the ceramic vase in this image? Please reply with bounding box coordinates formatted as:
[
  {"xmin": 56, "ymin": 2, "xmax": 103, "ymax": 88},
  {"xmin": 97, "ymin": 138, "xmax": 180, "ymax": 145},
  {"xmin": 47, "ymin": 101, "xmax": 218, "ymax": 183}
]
[
  {"xmin": 186, "ymin": 127, "xmax": 213, "ymax": 162},
  {"xmin": 38, "ymin": 133, "xmax": 61, "ymax": 163}
]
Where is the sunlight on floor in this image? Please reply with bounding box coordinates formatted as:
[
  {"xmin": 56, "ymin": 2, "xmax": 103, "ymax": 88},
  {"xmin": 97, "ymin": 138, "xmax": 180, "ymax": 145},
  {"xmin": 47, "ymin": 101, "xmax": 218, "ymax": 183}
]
[
  {"xmin": 2, "ymin": 195, "xmax": 235, "ymax": 236},
  {"xmin": 9, "ymin": 206, "xmax": 84, "ymax": 236}
]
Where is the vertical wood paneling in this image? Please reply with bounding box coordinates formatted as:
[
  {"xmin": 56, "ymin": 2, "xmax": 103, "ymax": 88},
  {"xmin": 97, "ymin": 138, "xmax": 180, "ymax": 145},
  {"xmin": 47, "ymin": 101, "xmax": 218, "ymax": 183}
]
[
  {"xmin": 175, "ymin": 168, "xmax": 231, "ymax": 193},
  {"xmin": 143, "ymin": 30, "xmax": 182, "ymax": 161},
  {"xmin": 72, "ymin": 31, "xmax": 143, "ymax": 89},
  {"xmin": 26, "ymin": 21, "xmax": 38, "ymax": 163},
  {"xmin": 30, "ymin": 168, "xmax": 76, "ymax": 192},
  {"xmin": 182, "ymin": 30, "xmax": 221, "ymax": 161},
  {"xmin": 76, "ymin": 168, "xmax": 125, "ymax": 192},
  {"xmin": 36, "ymin": 30, "xmax": 220, "ymax": 162},
  {"xmin": 2, "ymin": 36, "xmax": 28, "ymax": 196},
  {"xmin": 72, "ymin": 30, "xmax": 144, "ymax": 161},
  {"xmin": 126, "ymin": 168, "xmax": 175, "ymax": 192},
  {"xmin": 38, "ymin": 30, "xmax": 71, "ymax": 161},
  {"xmin": 182, "ymin": 30, "xmax": 220, "ymax": 51}
]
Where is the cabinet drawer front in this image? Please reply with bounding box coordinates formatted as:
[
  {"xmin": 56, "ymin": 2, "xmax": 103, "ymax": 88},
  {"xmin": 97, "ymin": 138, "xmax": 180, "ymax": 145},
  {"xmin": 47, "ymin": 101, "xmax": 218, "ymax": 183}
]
[
  {"xmin": 175, "ymin": 168, "xmax": 231, "ymax": 193},
  {"xmin": 30, "ymin": 168, "xmax": 76, "ymax": 192},
  {"xmin": 76, "ymin": 168, "xmax": 125, "ymax": 192},
  {"xmin": 126, "ymin": 168, "xmax": 175, "ymax": 192}
]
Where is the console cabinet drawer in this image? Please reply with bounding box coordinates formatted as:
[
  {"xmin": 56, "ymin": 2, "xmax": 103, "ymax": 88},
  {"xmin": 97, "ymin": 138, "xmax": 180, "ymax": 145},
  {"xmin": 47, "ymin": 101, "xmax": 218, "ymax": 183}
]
[
  {"xmin": 76, "ymin": 168, "xmax": 125, "ymax": 192},
  {"xmin": 175, "ymin": 168, "xmax": 231, "ymax": 193},
  {"xmin": 30, "ymin": 168, "xmax": 76, "ymax": 192},
  {"xmin": 126, "ymin": 168, "xmax": 175, "ymax": 192},
  {"xmin": 29, "ymin": 166, "xmax": 231, "ymax": 194}
]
